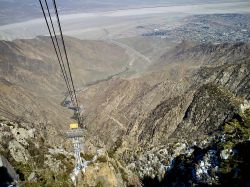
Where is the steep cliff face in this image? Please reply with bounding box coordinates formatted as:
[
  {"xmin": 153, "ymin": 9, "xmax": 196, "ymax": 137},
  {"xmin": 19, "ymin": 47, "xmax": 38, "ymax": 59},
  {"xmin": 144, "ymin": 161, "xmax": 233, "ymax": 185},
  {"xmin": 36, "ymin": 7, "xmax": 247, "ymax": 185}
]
[
  {"xmin": 194, "ymin": 62, "xmax": 250, "ymax": 99},
  {"xmin": 171, "ymin": 83, "xmax": 242, "ymax": 140}
]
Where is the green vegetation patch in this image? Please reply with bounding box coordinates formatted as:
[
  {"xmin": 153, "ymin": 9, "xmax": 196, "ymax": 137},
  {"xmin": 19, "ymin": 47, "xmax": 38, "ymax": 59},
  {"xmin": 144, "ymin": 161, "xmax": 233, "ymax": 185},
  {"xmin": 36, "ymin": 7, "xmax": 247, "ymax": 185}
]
[
  {"xmin": 108, "ymin": 138, "xmax": 123, "ymax": 158},
  {"xmin": 80, "ymin": 152, "xmax": 95, "ymax": 161}
]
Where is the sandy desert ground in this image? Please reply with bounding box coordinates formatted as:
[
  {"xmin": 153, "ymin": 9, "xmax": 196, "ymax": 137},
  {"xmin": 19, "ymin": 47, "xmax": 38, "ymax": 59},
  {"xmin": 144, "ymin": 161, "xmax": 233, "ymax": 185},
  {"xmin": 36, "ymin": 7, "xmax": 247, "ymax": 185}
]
[{"xmin": 0, "ymin": 2, "xmax": 250, "ymax": 41}]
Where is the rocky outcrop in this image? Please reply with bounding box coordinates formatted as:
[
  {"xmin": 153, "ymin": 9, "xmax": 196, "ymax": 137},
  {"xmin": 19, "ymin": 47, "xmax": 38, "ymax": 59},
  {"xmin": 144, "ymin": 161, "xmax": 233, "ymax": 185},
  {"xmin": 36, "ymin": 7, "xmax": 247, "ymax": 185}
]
[
  {"xmin": 0, "ymin": 118, "xmax": 75, "ymax": 186},
  {"xmin": 164, "ymin": 107, "xmax": 250, "ymax": 186},
  {"xmin": 0, "ymin": 117, "xmax": 141, "ymax": 187},
  {"xmin": 78, "ymin": 160, "xmax": 126, "ymax": 187},
  {"xmin": 123, "ymin": 103, "xmax": 250, "ymax": 186},
  {"xmin": 171, "ymin": 83, "xmax": 242, "ymax": 140},
  {"xmin": 194, "ymin": 62, "xmax": 250, "ymax": 99},
  {"xmin": 137, "ymin": 95, "xmax": 191, "ymax": 145}
]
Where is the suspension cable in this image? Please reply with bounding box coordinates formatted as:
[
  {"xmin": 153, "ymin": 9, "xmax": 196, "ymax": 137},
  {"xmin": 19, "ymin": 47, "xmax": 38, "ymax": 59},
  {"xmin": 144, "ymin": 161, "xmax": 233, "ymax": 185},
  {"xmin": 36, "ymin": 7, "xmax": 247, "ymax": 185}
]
[
  {"xmin": 39, "ymin": 0, "xmax": 81, "ymax": 123},
  {"xmin": 52, "ymin": 0, "xmax": 80, "ymax": 121},
  {"xmin": 38, "ymin": 0, "xmax": 74, "ymax": 102},
  {"xmin": 43, "ymin": 0, "xmax": 74, "ymax": 102}
]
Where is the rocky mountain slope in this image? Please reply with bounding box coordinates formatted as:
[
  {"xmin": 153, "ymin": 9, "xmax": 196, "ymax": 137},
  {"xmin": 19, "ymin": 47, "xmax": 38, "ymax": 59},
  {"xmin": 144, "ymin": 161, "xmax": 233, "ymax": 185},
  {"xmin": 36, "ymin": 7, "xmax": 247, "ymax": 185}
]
[
  {"xmin": 0, "ymin": 116, "xmax": 142, "ymax": 187},
  {"xmin": 79, "ymin": 41, "xmax": 250, "ymax": 146},
  {"xmin": 0, "ymin": 36, "xmax": 131, "ymax": 130},
  {"xmin": 0, "ymin": 35, "xmax": 250, "ymax": 186},
  {"xmin": 77, "ymin": 41, "xmax": 250, "ymax": 186}
]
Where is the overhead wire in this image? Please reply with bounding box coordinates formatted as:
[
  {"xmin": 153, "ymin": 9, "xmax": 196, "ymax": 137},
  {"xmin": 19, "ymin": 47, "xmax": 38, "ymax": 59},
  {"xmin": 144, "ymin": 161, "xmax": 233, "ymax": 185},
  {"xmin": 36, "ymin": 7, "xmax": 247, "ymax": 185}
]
[
  {"xmin": 52, "ymin": 0, "xmax": 81, "ymax": 122},
  {"xmin": 43, "ymin": 0, "xmax": 75, "ymax": 102},
  {"xmin": 38, "ymin": 0, "xmax": 75, "ymax": 103},
  {"xmin": 51, "ymin": 0, "xmax": 79, "ymax": 108},
  {"xmin": 39, "ymin": 0, "xmax": 81, "ymax": 124}
]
